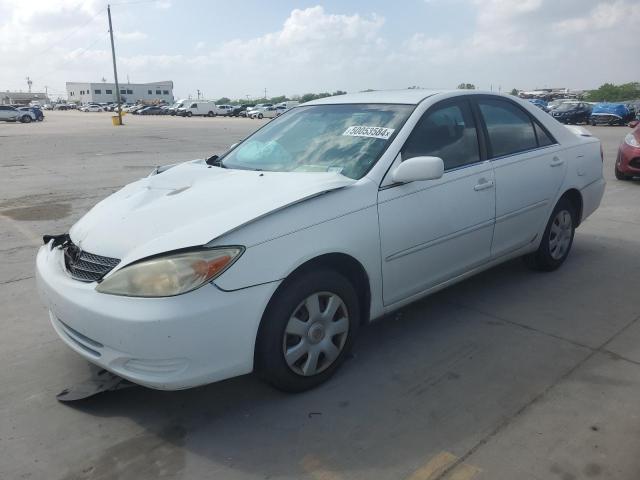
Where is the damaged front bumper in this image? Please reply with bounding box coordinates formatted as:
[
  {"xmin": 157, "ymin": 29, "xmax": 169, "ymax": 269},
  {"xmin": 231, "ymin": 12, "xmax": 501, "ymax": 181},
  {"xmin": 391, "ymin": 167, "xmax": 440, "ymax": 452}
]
[{"xmin": 36, "ymin": 242, "xmax": 279, "ymax": 390}]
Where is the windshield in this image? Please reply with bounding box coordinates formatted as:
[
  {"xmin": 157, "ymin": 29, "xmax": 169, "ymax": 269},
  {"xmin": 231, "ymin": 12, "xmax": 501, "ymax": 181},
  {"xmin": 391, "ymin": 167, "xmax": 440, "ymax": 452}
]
[
  {"xmin": 222, "ymin": 104, "xmax": 413, "ymax": 179},
  {"xmin": 556, "ymin": 103, "xmax": 578, "ymax": 112}
]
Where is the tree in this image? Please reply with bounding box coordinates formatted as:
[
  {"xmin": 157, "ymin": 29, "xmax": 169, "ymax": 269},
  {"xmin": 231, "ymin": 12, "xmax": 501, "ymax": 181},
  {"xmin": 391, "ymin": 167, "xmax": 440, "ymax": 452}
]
[
  {"xmin": 586, "ymin": 82, "xmax": 640, "ymax": 102},
  {"xmin": 269, "ymin": 95, "xmax": 288, "ymax": 104},
  {"xmin": 332, "ymin": 90, "xmax": 347, "ymax": 96},
  {"xmin": 510, "ymin": 88, "xmax": 519, "ymax": 96},
  {"xmin": 457, "ymin": 83, "xmax": 476, "ymax": 90},
  {"xmin": 216, "ymin": 97, "xmax": 231, "ymax": 104}
]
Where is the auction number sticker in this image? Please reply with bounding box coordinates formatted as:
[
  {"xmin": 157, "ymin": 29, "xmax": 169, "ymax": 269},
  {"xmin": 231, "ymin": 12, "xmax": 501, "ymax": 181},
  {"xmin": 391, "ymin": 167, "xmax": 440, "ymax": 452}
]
[{"xmin": 342, "ymin": 125, "xmax": 395, "ymax": 140}]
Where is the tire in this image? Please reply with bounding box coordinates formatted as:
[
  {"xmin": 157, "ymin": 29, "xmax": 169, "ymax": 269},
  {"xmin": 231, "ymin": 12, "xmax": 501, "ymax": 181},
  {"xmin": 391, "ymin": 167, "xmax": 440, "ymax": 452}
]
[
  {"xmin": 187, "ymin": 111, "xmax": 192, "ymax": 117},
  {"xmin": 523, "ymin": 197, "xmax": 577, "ymax": 271},
  {"xmin": 21, "ymin": 115, "xmax": 32, "ymax": 123},
  {"xmin": 615, "ymin": 166, "xmax": 631, "ymax": 180},
  {"xmin": 207, "ymin": 111, "xmax": 214, "ymax": 117},
  {"xmin": 255, "ymin": 269, "xmax": 360, "ymax": 392}
]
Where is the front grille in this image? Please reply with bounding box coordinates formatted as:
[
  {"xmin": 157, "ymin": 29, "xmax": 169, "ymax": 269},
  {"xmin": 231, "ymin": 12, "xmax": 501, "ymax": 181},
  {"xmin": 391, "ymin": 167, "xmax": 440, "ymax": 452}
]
[{"xmin": 64, "ymin": 243, "xmax": 120, "ymax": 282}]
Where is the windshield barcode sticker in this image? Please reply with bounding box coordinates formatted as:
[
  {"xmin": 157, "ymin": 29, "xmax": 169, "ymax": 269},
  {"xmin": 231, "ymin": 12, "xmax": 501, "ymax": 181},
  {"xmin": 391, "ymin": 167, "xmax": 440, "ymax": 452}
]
[{"xmin": 342, "ymin": 126, "xmax": 395, "ymax": 140}]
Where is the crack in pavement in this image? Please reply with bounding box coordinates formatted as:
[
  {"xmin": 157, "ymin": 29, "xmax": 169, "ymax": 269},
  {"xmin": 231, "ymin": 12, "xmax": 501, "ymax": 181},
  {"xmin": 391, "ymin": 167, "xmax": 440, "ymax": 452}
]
[{"xmin": 434, "ymin": 301, "xmax": 640, "ymax": 480}]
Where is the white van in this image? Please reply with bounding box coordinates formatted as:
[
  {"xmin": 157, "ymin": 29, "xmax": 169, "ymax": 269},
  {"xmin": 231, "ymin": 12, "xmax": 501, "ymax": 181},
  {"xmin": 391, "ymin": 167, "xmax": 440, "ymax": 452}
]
[{"xmin": 178, "ymin": 101, "xmax": 220, "ymax": 117}]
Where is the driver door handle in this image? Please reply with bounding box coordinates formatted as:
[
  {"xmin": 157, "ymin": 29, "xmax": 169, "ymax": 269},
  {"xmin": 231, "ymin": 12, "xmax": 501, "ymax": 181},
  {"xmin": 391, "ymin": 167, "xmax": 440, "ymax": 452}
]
[
  {"xmin": 550, "ymin": 156, "xmax": 565, "ymax": 167},
  {"xmin": 474, "ymin": 179, "xmax": 495, "ymax": 191}
]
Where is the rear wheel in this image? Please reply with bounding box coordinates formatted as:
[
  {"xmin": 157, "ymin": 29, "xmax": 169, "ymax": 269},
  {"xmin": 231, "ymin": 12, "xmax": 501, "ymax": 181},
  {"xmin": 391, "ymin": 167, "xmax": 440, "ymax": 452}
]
[
  {"xmin": 255, "ymin": 269, "xmax": 360, "ymax": 392},
  {"xmin": 207, "ymin": 111, "xmax": 214, "ymax": 117},
  {"xmin": 258, "ymin": 113, "xmax": 264, "ymax": 119},
  {"xmin": 524, "ymin": 197, "xmax": 576, "ymax": 271}
]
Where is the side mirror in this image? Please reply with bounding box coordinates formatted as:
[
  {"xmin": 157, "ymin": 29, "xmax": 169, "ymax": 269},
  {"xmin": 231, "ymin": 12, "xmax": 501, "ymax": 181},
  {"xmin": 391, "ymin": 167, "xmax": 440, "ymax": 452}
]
[
  {"xmin": 629, "ymin": 120, "xmax": 639, "ymax": 128},
  {"xmin": 391, "ymin": 156, "xmax": 444, "ymax": 183},
  {"xmin": 229, "ymin": 143, "xmax": 238, "ymax": 150}
]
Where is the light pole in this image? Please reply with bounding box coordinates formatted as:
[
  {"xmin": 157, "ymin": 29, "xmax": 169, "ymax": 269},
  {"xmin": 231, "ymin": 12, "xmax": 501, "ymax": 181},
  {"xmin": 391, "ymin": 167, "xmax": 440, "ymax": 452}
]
[{"xmin": 107, "ymin": 5, "xmax": 123, "ymax": 125}]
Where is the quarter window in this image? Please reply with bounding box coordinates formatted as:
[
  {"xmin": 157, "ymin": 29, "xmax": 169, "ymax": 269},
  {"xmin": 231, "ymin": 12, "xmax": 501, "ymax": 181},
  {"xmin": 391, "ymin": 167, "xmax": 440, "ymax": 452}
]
[
  {"xmin": 534, "ymin": 122, "xmax": 554, "ymax": 147},
  {"xmin": 402, "ymin": 100, "xmax": 480, "ymax": 171},
  {"xmin": 477, "ymin": 99, "xmax": 537, "ymax": 158}
]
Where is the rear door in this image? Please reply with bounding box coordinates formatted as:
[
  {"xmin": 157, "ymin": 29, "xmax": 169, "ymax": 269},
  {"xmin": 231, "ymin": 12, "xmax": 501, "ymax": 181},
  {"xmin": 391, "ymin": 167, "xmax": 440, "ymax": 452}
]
[
  {"xmin": 473, "ymin": 97, "xmax": 566, "ymax": 258},
  {"xmin": 378, "ymin": 98, "xmax": 496, "ymax": 306}
]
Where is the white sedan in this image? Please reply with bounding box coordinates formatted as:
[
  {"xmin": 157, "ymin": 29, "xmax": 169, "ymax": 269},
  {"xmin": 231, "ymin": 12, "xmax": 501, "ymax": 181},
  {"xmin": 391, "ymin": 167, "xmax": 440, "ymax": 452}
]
[
  {"xmin": 36, "ymin": 90, "xmax": 605, "ymax": 392},
  {"xmin": 82, "ymin": 105, "xmax": 104, "ymax": 112},
  {"xmin": 250, "ymin": 106, "xmax": 279, "ymax": 119}
]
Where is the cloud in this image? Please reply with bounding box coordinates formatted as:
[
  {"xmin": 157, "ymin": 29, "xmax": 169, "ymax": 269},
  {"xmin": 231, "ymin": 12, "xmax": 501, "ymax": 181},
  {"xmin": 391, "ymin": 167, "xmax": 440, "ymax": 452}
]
[
  {"xmin": 115, "ymin": 30, "xmax": 148, "ymax": 41},
  {"xmin": 0, "ymin": 1, "xmax": 637, "ymax": 98}
]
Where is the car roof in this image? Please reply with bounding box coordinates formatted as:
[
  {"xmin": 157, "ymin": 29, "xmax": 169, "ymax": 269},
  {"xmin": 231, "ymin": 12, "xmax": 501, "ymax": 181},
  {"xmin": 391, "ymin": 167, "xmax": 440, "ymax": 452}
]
[{"xmin": 304, "ymin": 89, "xmax": 449, "ymax": 106}]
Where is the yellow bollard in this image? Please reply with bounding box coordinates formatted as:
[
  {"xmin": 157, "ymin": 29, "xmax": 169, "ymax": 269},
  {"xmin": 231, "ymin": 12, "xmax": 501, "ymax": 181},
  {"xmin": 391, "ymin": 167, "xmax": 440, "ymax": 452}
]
[{"xmin": 111, "ymin": 115, "xmax": 122, "ymax": 126}]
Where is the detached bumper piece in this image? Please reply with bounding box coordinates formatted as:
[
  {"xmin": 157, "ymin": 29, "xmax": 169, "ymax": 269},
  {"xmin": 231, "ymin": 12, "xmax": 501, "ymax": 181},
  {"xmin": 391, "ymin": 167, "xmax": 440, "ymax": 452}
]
[{"xmin": 56, "ymin": 364, "xmax": 135, "ymax": 402}]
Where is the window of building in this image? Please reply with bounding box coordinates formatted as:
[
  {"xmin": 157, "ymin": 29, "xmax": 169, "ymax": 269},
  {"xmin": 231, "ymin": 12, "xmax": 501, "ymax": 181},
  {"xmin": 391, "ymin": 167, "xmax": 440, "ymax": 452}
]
[
  {"xmin": 163, "ymin": 90, "xmax": 169, "ymax": 95},
  {"xmin": 127, "ymin": 89, "xmax": 133, "ymax": 94},
  {"xmin": 477, "ymin": 98, "xmax": 538, "ymax": 158},
  {"xmin": 105, "ymin": 89, "xmax": 112, "ymax": 94},
  {"xmin": 70, "ymin": 92, "xmax": 74, "ymax": 96},
  {"xmin": 120, "ymin": 89, "xmax": 126, "ymax": 94},
  {"xmin": 94, "ymin": 89, "xmax": 101, "ymax": 94},
  {"xmin": 156, "ymin": 90, "xmax": 161, "ymax": 94},
  {"xmin": 402, "ymin": 100, "xmax": 480, "ymax": 171},
  {"xmin": 148, "ymin": 90, "xmax": 152, "ymax": 95}
]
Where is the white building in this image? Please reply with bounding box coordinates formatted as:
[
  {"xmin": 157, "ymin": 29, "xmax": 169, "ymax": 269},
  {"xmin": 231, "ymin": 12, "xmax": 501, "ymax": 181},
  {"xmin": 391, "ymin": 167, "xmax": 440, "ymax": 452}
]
[{"xmin": 66, "ymin": 81, "xmax": 174, "ymax": 104}]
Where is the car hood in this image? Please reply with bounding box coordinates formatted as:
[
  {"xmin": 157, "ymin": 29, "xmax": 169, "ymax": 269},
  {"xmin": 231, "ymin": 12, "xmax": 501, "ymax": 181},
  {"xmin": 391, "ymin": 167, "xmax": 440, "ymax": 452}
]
[{"xmin": 69, "ymin": 160, "xmax": 355, "ymax": 265}]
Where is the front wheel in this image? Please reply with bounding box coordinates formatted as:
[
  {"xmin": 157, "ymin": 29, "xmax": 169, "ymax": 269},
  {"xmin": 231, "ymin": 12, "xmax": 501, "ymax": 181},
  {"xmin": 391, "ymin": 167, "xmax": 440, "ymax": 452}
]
[
  {"xmin": 255, "ymin": 269, "xmax": 360, "ymax": 392},
  {"xmin": 21, "ymin": 115, "xmax": 32, "ymax": 123},
  {"xmin": 524, "ymin": 197, "xmax": 576, "ymax": 271},
  {"xmin": 186, "ymin": 111, "xmax": 192, "ymax": 117}
]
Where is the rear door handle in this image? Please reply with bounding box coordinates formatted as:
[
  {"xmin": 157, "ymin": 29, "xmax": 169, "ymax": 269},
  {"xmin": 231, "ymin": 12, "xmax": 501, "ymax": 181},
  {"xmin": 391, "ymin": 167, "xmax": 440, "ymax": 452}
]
[
  {"xmin": 474, "ymin": 179, "xmax": 495, "ymax": 191},
  {"xmin": 550, "ymin": 157, "xmax": 565, "ymax": 167}
]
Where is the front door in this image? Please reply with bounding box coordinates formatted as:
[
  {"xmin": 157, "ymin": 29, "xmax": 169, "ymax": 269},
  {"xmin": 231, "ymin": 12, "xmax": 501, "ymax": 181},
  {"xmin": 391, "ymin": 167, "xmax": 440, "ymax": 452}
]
[{"xmin": 378, "ymin": 98, "xmax": 496, "ymax": 307}]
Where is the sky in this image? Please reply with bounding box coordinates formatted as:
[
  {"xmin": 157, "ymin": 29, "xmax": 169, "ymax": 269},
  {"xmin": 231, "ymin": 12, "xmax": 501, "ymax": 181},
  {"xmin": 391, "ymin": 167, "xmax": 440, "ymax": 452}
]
[{"xmin": 1, "ymin": 0, "xmax": 639, "ymax": 100}]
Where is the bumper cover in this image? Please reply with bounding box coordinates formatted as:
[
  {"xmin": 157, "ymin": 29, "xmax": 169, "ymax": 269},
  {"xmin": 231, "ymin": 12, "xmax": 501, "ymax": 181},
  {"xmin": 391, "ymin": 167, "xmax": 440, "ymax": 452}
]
[{"xmin": 36, "ymin": 244, "xmax": 279, "ymax": 390}]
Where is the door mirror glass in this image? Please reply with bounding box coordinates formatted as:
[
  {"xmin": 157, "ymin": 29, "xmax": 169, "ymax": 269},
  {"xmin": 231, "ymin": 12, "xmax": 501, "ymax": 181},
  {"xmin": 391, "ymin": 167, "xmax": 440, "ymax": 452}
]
[{"xmin": 391, "ymin": 156, "xmax": 444, "ymax": 183}]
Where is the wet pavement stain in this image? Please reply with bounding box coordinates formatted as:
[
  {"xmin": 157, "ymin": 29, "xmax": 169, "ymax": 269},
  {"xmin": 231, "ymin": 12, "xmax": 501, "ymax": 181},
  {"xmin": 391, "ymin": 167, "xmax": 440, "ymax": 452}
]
[
  {"xmin": 59, "ymin": 425, "xmax": 187, "ymax": 480},
  {"xmin": 0, "ymin": 202, "xmax": 71, "ymax": 221}
]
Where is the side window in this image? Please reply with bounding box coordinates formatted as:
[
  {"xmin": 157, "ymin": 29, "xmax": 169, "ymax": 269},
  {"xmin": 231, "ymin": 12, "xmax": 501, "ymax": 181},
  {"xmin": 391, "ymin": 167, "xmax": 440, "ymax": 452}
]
[
  {"xmin": 190, "ymin": 103, "xmax": 197, "ymax": 108},
  {"xmin": 534, "ymin": 122, "xmax": 554, "ymax": 147},
  {"xmin": 402, "ymin": 100, "xmax": 480, "ymax": 171},
  {"xmin": 477, "ymin": 99, "xmax": 537, "ymax": 158}
]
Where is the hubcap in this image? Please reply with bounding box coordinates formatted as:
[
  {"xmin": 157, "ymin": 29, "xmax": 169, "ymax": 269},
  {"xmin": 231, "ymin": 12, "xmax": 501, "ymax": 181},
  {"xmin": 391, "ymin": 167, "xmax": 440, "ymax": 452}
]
[
  {"xmin": 283, "ymin": 292, "xmax": 349, "ymax": 376},
  {"xmin": 549, "ymin": 209, "xmax": 573, "ymax": 260}
]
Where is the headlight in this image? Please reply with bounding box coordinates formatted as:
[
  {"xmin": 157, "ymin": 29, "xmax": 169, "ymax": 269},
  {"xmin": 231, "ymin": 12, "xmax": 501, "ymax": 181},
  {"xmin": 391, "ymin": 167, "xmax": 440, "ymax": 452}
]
[
  {"xmin": 96, "ymin": 247, "xmax": 243, "ymax": 297},
  {"xmin": 625, "ymin": 133, "xmax": 640, "ymax": 148}
]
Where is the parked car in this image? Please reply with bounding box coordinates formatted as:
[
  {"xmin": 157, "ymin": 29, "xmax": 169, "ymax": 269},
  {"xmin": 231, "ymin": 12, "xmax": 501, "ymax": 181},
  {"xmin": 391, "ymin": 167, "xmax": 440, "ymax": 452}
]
[
  {"xmin": 615, "ymin": 119, "xmax": 640, "ymax": 180},
  {"xmin": 590, "ymin": 103, "xmax": 634, "ymax": 126},
  {"xmin": 18, "ymin": 106, "xmax": 44, "ymax": 121},
  {"xmin": 528, "ymin": 99, "xmax": 548, "ymax": 112},
  {"xmin": 138, "ymin": 106, "xmax": 164, "ymax": 115},
  {"xmin": 250, "ymin": 106, "xmax": 279, "ymax": 119},
  {"xmin": 36, "ymin": 90, "xmax": 605, "ymax": 393},
  {"xmin": 216, "ymin": 105, "xmax": 235, "ymax": 116},
  {"xmin": 245, "ymin": 103, "xmax": 273, "ymax": 117},
  {"xmin": 550, "ymin": 102, "xmax": 591, "ymax": 124},
  {"xmin": 232, "ymin": 104, "xmax": 253, "ymax": 117},
  {"xmin": 15, "ymin": 107, "xmax": 36, "ymax": 123},
  {"xmin": 82, "ymin": 105, "xmax": 104, "ymax": 112},
  {"xmin": 0, "ymin": 105, "xmax": 20, "ymax": 122}
]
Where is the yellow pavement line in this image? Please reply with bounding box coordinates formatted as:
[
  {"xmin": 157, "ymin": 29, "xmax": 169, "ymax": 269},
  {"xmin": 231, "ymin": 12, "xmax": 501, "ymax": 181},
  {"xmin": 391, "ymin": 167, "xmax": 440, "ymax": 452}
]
[
  {"xmin": 0, "ymin": 213, "xmax": 41, "ymax": 246},
  {"xmin": 407, "ymin": 451, "xmax": 458, "ymax": 480},
  {"xmin": 300, "ymin": 454, "xmax": 344, "ymax": 480},
  {"xmin": 445, "ymin": 463, "xmax": 482, "ymax": 480}
]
